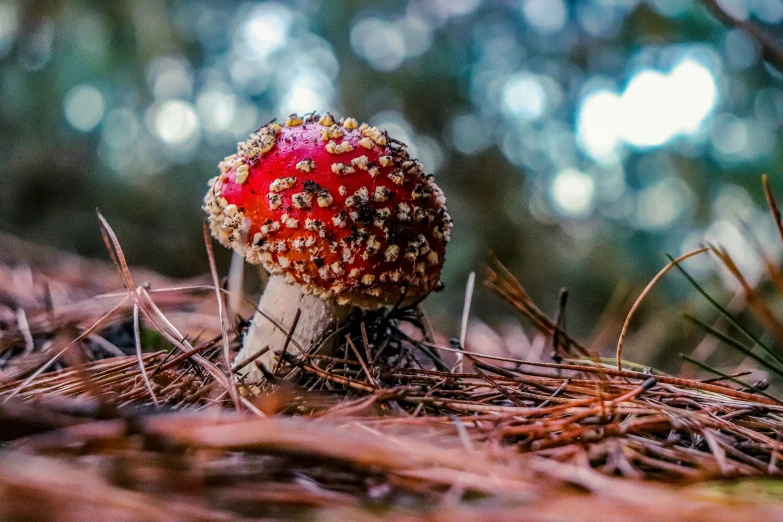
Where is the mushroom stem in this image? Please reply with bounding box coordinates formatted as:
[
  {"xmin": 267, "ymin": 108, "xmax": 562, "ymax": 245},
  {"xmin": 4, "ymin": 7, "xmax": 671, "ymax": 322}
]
[{"xmin": 234, "ymin": 274, "xmax": 350, "ymax": 383}]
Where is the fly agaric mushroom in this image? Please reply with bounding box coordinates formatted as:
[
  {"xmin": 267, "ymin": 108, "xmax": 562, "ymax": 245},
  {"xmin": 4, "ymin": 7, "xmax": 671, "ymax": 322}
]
[{"xmin": 204, "ymin": 113, "xmax": 451, "ymax": 383}]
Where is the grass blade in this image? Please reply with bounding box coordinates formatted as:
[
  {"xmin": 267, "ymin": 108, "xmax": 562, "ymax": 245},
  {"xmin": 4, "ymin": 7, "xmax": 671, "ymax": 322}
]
[
  {"xmin": 683, "ymin": 314, "xmax": 783, "ymax": 378},
  {"xmin": 667, "ymin": 253, "xmax": 783, "ymax": 369},
  {"xmin": 681, "ymin": 354, "xmax": 781, "ymax": 404}
]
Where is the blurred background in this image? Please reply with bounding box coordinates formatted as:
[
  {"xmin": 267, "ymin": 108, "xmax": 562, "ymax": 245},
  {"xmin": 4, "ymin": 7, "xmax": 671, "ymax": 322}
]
[{"xmin": 2, "ymin": 0, "xmax": 783, "ymax": 370}]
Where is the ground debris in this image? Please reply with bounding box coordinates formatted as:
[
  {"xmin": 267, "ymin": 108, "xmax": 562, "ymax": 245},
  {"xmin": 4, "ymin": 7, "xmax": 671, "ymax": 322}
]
[{"xmin": 2, "ymin": 231, "xmax": 783, "ymax": 520}]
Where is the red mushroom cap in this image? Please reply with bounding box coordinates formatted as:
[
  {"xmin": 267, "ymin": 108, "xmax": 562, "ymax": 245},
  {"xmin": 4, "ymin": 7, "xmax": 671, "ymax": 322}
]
[{"xmin": 204, "ymin": 113, "xmax": 451, "ymax": 307}]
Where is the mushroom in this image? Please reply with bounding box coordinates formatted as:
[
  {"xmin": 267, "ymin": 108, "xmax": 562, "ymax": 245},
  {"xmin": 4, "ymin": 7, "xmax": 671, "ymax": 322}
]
[{"xmin": 204, "ymin": 113, "xmax": 452, "ymax": 383}]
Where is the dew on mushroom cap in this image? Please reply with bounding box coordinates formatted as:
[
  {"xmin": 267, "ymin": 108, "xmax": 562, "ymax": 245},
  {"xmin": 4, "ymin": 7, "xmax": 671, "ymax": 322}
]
[{"xmin": 203, "ymin": 112, "xmax": 451, "ymax": 308}]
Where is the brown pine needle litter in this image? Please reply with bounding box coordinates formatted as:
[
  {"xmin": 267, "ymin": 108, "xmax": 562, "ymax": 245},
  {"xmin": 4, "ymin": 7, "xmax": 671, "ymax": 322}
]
[{"xmin": 4, "ymin": 183, "xmax": 783, "ymax": 520}]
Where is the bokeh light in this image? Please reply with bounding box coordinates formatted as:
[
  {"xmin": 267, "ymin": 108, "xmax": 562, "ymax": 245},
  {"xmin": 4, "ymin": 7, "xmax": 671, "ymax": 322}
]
[
  {"xmin": 502, "ymin": 74, "xmax": 547, "ymax": 121},
  {"xmin": 279, "ymin": 69, "xmax": 334, "ymax": 115},
  {"xmin": 148, "ymin": 56, "xmax": 194, "ymax": 100},
  {"xmin": 578, "ymin": 53, "xmax": 718, "ymax": 160},
  {"xmin": 521, "ymin": 0, "xmax": 567, "ymax": 34},
  {"xmin": 196, "ymin": 84, "xmax": 238, "ymax": 136},
  {"xmin": 3, "ymin": 0, "xmax": 783, "ymax": 341},
  {"xmin": 240, "ymin": 2, "xmax": 292, "ymax": 59},
  {"xmin": 153, "ymin": 100, "xmax": 200, "ymax": 149},
  {"xmin": 550, "ymin": 169, "xmax": 596, "ymax": 219},
  {"xmin": 449, "ymin": 113, "xmax": 493, "ymax": 156},
  {"xmin": 63, "ymin": 84, "xmax": 105, "ymax": 132},
  {"xmin": 0, "ymin": 3, "xmax": 19, "ymax": 59},
  {"xmin": 101, "ymin": 108, "xmax": 139, "ymax": 149},
  {"xmin": 351, "ymin": 17, "xmax": 407, "ymax": 72}
]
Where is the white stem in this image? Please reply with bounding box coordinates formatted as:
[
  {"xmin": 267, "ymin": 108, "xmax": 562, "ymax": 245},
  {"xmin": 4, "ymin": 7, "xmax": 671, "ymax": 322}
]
[{"xmin": 234, "ymin": 274, "xmax": 349, "ymax": 383}]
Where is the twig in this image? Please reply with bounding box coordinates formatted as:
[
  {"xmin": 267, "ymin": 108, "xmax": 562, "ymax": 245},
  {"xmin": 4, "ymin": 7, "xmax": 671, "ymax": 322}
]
[
  {"xmin": 347, "ymin": 335, "xmax": 378, "ymax": 387},
  {"xmin": 537, "ymin": 378, "xmax": 571, "ymax": 409},
  {"xmin": 232, "ymin": 346, "xmax": 269, "ymax": 374},
  {"xmin": 699, "ymin": 0, "xmax": 783, "ymax": 76},
  {"xmin": 454, "ymin": 272, "xmax": 476, "ymax": 373},
  {"xmin": 551, "ymin": 288, "xmax": 568, "ymax": 361},
  {"xmin": 473, "ymin": 364, "xmax": 526, "ymax": 407},
  {"xmin": 273, "ymin": 309, "xmax": 301, "ymax": 375},
  {"xmin": 763, "ymin": 174, "xmax": 783, "ymax": 246}
]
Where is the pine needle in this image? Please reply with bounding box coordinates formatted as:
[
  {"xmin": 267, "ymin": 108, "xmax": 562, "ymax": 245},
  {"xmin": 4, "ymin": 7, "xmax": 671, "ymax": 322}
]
[
  {"xmin": 683, "ymin": 314, "xmax": 783, "ymax": 378},
  {"xmin": 667, "ymin": 253, "xmax": 783, "ymax": 369},
  {"xmin": 681, "ymin": 354, "xmax": 782, "ymax": 404},
  {"xmin": 616, "ymin": 247, "xmax": 709, "ymax": 371}
]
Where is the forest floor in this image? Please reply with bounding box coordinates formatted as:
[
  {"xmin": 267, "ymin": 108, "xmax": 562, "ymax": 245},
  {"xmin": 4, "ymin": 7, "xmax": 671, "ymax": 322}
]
[{"xmin": 2, "ymin": 217, "xmax": 783, "ymax": 521}]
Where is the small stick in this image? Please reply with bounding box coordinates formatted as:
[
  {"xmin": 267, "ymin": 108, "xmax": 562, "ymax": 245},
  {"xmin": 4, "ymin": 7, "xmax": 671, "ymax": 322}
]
[
  {"xmin": 153, "ymin": 337, "xmax": 214, "ymax": 375},
  {"xmin": 347, "ymin": 335, "xmax": 378, "ymax": 387},
  {"xmin": 550, "ymin": 289, "xmax": 568, "ymax": 361},
  {"xmin": 454, "ymin": 272, "xmax": 475, "ymax": 373},
  {"xmin": 273, "ymin": 309, "xmax": 301, "ymax": 375},
  {"xmin": 699, "ymin": 0, "xmax": 783, "ymax": 76},
  {"xmin": 473, "ymin": 364, "xmax": 526, "ymax": 407},
  {"xmin": 537, "ymin": 378, "xmax": 571, "ymax": 409},
  {"xmin": 763, "ymin": 174, "xmax": 783, "ymax": 247},
  {"xmin": 359, "ymin": 322, "xmax": 373, "ymax": 364},
  {"xmin": 485, "ymin": 259, "xmax": 593, "ymax": 357},
  {"xmin": 295, "ymin": 359, "xmax": 376, "ymax": 392},
  {"xmin": 231, "ymin": 347, "xmax": 269, "ymax": 374}
]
